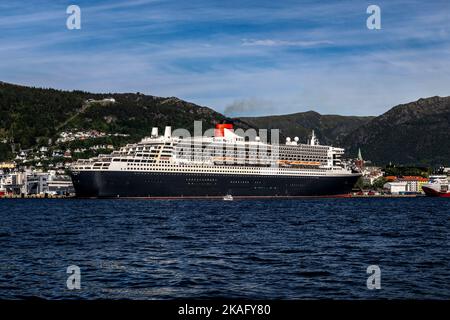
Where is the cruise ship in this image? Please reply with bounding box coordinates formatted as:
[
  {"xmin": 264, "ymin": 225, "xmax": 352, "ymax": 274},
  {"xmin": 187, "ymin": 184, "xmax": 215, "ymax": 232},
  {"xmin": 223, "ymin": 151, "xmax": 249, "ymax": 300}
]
[{"xmin": 70, "ymin": 123, "xmax": 361, "ymax": 198}]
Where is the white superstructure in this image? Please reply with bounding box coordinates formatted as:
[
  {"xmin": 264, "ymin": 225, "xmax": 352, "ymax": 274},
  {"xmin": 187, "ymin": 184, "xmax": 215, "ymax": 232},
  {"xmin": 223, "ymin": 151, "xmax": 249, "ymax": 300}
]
[{"xmin": 71, "ymin": 124, "xmax": 353, "ymax": 177}]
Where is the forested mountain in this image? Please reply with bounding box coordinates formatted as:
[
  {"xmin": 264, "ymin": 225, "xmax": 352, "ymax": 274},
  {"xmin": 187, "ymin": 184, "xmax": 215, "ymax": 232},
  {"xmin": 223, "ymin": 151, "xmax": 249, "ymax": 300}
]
[
  {"xmin": 235, "ymin": 111, "xmax": 374, "ymax": 147},
  {"xmin": 341, "ymin": 96, "xmax": 450, "ymax": 166}
]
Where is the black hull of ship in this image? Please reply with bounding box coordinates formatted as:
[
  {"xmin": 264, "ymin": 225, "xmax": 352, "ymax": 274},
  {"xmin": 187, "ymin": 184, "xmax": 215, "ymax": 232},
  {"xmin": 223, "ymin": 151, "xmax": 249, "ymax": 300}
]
[{"xmin": 70, "ymin": 171, "xmax": 361, "ymax": 198}]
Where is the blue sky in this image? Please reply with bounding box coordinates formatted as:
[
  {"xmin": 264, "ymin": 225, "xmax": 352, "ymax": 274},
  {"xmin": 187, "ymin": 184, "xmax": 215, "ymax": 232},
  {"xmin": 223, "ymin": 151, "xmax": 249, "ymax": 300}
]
[{"xmin": 0, "ymin": 0, "xmax": 449, "ymax": 116}]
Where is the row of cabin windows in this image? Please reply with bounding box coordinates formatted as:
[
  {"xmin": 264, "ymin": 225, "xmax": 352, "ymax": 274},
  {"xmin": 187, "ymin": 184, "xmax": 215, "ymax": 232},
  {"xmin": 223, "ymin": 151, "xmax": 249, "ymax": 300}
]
[
  {"xmin": 78, "ymin": 166, "xmax": 329, "ymax": 176},
  {"xmin": 119, "ymin": 168, "xmax": 327, "ymax": 176},
  {"xmin": 175, "ymin": 151, "xmax": 327, "ymax": 157},
  {"xmin": 121, "ymin": 162, "xmax": 327, "ymax": 171},
  {"xmin": 119, "ymin": 166, "xmax": 327, "ymax": 175}
]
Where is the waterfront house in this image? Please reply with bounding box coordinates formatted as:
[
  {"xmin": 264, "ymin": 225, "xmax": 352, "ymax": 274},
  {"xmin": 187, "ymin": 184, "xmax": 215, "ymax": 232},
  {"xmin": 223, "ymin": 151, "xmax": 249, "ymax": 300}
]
[
  {"xmin": 397, "ymin": 176, "xmax": 429, "ymax": 193},
  {"xmin": 383, "ymin": 181, "xmax": 408, "ymax": 194}
]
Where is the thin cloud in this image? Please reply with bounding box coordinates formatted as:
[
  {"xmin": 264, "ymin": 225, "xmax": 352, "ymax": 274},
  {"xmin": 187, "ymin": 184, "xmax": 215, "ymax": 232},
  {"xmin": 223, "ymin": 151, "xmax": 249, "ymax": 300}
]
[{"xmin": 241, "ymin": 39, "xmax": 334, "ymax": 47}]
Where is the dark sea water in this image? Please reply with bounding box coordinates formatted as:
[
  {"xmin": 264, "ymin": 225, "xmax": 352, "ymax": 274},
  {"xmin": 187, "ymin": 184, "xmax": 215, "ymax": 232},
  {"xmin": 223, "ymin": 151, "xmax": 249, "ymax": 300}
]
[{"xmin": 0, "ymin": 198, "xmax": 449, "ymax": 299}]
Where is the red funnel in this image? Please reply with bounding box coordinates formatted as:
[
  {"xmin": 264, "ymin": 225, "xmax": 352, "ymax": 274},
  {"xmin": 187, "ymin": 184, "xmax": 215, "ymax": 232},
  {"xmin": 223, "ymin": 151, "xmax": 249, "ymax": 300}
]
[{"xmin": 215, "ymin": 123, "xmax": 233, "ymax": 137}]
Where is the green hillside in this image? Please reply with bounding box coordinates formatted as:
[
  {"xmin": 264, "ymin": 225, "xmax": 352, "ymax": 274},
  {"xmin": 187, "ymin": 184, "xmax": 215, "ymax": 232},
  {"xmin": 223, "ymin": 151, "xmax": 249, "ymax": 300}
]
[{"xmin": 0, "ymin": 81, "xmax": 235, "ymax": 161}]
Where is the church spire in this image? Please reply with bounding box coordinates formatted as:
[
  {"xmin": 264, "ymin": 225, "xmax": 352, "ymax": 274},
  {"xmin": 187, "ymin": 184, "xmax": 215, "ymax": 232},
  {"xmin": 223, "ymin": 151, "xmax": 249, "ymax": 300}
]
[{"xmin": 357, "ymin": 148, "xmax": 363, "ymax": 161}]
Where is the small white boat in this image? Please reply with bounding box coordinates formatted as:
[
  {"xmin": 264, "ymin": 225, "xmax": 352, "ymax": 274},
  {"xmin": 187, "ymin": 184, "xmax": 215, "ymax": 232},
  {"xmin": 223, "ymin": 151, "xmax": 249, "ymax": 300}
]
[{"xmin": 223, "ymin": 194, "xmax": 234, "ymax": 201}]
